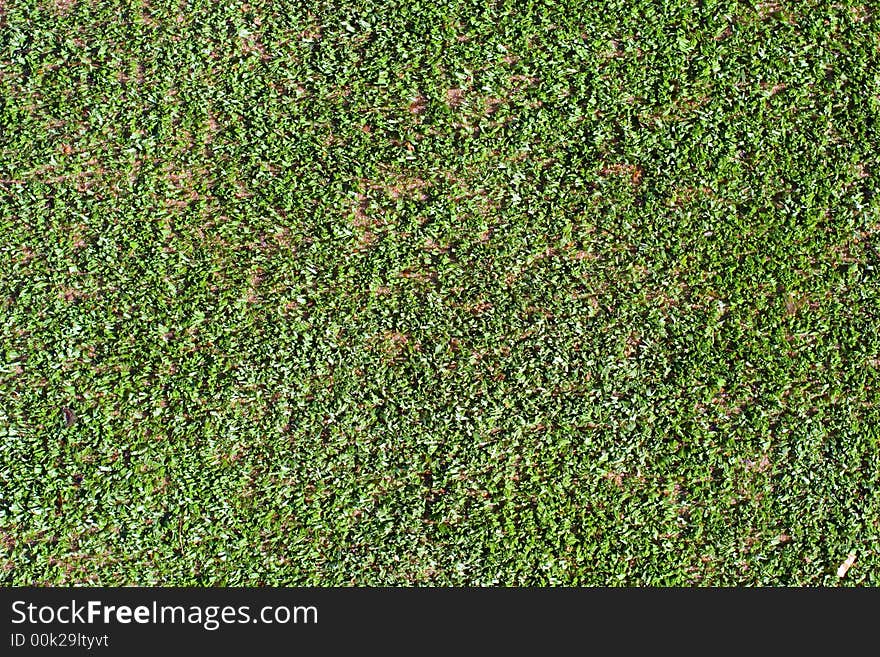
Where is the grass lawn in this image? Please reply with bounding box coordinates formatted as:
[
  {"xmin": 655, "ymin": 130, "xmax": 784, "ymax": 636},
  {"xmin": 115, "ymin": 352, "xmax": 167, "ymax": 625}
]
[{"xmin": 1, "ymin": 0, "xmax": 879, "ymax": 585}]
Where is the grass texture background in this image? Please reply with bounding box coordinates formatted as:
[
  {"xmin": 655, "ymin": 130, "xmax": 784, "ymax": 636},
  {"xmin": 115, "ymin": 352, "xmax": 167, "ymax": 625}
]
[{"xmin": 1, "ymin": 0, "xmax": 879, "ymax": 584}]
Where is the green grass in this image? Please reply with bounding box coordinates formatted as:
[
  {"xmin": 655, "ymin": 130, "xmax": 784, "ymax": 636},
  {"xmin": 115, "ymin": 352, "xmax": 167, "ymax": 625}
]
[{"xmin": 1, "ymin": 0, "xmax": 879, "ymax": 585}]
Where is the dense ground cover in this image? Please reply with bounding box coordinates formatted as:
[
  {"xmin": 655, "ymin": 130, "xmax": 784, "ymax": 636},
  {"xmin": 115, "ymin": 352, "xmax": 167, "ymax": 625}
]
[{"xmin": 1, "ymin": 0, "xmax": 879, "ymax": 585}]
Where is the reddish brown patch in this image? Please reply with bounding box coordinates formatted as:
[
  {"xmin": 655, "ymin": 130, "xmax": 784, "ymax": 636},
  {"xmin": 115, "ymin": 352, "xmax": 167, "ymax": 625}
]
[
  {"xmin": 468, "ymin": 300, "xmax": 493, "ymax": 316},
  {"xmin": 376, "ymin": 330, "xmax": 421, "ymax": 362},
  {"xmin": 244, "ymin": 267, "xmax": 264, "ymax": 304},
  {"xmin": 623, "ymin": 332, "xmax": 641, "ymax": 357},
  {"xmin": 745, "ymin": 454, "xmax": 772, "ymax": 473},
  {"xmin": 408, "ymin": 95, "xmax": 428, "ymax": 115},
  {"xmin": 602, "ymin": 40, "xmax": 624, "ymax": 59},
  {"xmin": 68, "ymin": 224, "xmax": 89, "ymax": 250},
  {"xmin": 630, "ymin": 165, "xmax": 643, "ymax": 185},
  {"xmin": 668, "ymin": 185, "xmax": 713, "ymax": 208},
  {"xmin": 61, "ymin": 407, "xmax": 76, "ymax": 427},
  {"xmin": 352, "ymin": 192, "xmax": 371, "ymax": 227},
  {"xmin": 357, "ymin": 171, "xmax": 429, "ymax": 205},
  {"xmin": 850, "ymin": 5, "xmax": 871, "ymax": 23},
  {"xmin": 600, "ymin": 163, "xmax": 644, "ymax": 187},
  {"xmin": 355, "ymin": 230, "xmax": 379, "ymax": 253},
  {"xmin": 52, "ymin": 0, "xmax": 76, "ymax": 14},
  {"xmin": 759, "ymin": 81, "xmax": 788, "ymax": 99},
  {"xmin": 234, "ymin": 180, "xmax": 253, "ymax": 199},
  {"xmin": 508, "ymin": 74, "xmax": 539, "ymax": 88},
  {"xmin": 484, "ymin": 97, "xmax": 504, "ymax": 115},
  {"xmin": 60, "ymin": 287, "xmax": 86, "ymax": 303},
  {"xmin": 714, "ymin": 26, "xmax": 732, "ymax": 41},
  {"xmin": 755, "ymin": 1, "xmax": 782, "ymax": 19},
  {"xmin": 422, "ymin": 238, "xmax": 450, "ymax": 254},
  {"xmin": 296, "ymin": 11, "xmax": 323, "ymax": 41},
  {"xmin": 784, "ymin": 293, "xmax": 806, "ymax": 317},
  {"xmin": 398, "ymin": 268, "xmax": 436, "ymax": 284},
  {"xmin": 385, "ymin": 331, "xmax": 409, "ymax": 347},
  {"xmin": 0, "ymin": 532, "xmax": 15, "ymax": 551},
  {"xmin": 445, "ymin": 88, "xmax": 465, "ymax": 108}
]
